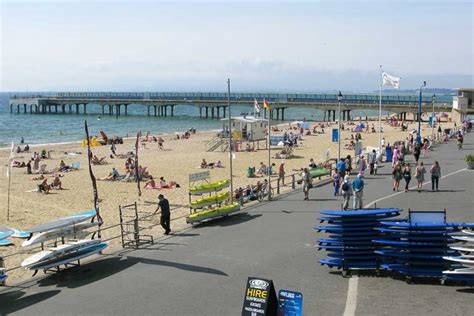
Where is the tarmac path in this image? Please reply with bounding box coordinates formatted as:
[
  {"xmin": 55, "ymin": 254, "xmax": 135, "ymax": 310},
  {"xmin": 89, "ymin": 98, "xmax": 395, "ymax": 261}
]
[{"xmin": 1, "ymin": 131, "xmax": 472, "ymax": 315}]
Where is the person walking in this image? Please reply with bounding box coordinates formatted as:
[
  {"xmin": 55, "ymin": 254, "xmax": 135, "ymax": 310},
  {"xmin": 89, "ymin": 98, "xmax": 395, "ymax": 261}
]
[
  {"xmin": 352, "ymin": 174, "xmax": 364, "ymax": 209},
  {"xmin": 345, "ymin": 155, "xmax": 352, "ymax": 175},
  {"xmin": 340, "ymin": 175, "xmax": 352, "ymax": 210},
  {"xmin": 336, "ymin": 158, "xmax": 346, "ymax": 178},
  {"xmin": 155, "ymin": 194, "xmax": 171, "ymax": 235},
  {"xmin": 415, "ymin": 161, "xmax": 426, "ymax": 193},
  {"xmin": 402, "ymin": 163, "xmax": 412, "ymax": 192},
  {"xmin": 368, "ymin": 149, "xmax": 377, "ymax": 175},
  {"xmin": 302, "ymin": 167, "xmax": 312, "ymax": 201},
  {"xmin": 278, "ymin": 162, "xmax": 286, "ymax": 186},
  {"xmin": 392, "ymin": 162, "xmax": 403, "ymax": 191},
  {"xmin": 357, "ymin": 154, "xmax": 367, "ymax": 177},
  {"xmin": 430, "ymin": 160, "xmax": 441, "ymax": 191},
  {"xmin": 413, "ymin": 143, "xmax": 421, "ymax": 164}
]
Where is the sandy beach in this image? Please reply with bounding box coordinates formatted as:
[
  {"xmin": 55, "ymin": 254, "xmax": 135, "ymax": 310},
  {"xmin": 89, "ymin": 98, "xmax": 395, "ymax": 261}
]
[{"xmin": 0, "ymin": 117, "xmax": 454, "ymax": 282}]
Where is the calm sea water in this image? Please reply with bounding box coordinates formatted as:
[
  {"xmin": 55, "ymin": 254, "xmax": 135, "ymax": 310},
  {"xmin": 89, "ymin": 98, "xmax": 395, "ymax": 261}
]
[{"xmin": 0, "ymin": 92, "xmax": 410, "ymax": 147}]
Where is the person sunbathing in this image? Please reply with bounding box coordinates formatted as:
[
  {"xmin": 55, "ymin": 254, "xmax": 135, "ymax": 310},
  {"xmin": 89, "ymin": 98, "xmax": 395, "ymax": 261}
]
[
  {"xmin": 144, "ymin": 176, "xmax": 157, "ymax": 188},
  {"xmin": 157, "ymin": 137, "xmax": 164, "ymax": 149},
  {"xmin": 51, "ymin": 176, "xmax": 63, "ymax": 189},
  {"xmin": 137, "ymin": 165, "xmax": 150, "ymax": 179},
  {"xmin": 201, "ymin": 159, "xmax": 208, "ymax": 169},
  {"xmin": 99, "ymin": 168, "xmax": 121, "ymax": 181},
  {"xmin": 159, "ymin": 177, "xmax": 178, "ymax": 188},
  {"xmin": 214, "ymin": 160, "xmax": 223, "ymax": 168},
  {"xmin": 12, "ymin": 160, "xmax": 26, "ymax": 168},
  {"xmin": 257, "ymin": 162, "xmax": 267, "ymax": 176},
  {"xmin": 38, "ymin": 179, "xmax": 51, "ymax": 194},
  {"xmin": 31, "ymin": 174, "xmax": 46, "ymax": 181},
  {"xmin": 122, "ymin": 168, "xmax": 136, "ymax": 181},
  {"xmin": 92, "ymin": 155, "xmax": 107, "ymax": 165}
]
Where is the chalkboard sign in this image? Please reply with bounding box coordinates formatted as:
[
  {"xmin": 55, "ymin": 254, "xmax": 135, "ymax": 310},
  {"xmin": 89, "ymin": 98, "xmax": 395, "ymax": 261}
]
[
  {"xmin": 242, "ymin": 277, "xmax": 278, "ymax": 316},
  {"xmin": 278, "ymin": 289, "xmax": 303, "ymax": 316}
]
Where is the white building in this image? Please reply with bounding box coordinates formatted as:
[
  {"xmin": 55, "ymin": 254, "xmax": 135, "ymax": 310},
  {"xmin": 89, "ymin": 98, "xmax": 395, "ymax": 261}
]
[{"xmin": 221, "ymin": 116, "xmax": 268, "ymax": 141}]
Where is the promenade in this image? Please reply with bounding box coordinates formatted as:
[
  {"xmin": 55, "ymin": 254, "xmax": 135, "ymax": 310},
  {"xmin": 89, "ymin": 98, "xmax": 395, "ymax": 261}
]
[{"xmin": 1, "ymin": 132, "xmax": 472, "ymax": 315}]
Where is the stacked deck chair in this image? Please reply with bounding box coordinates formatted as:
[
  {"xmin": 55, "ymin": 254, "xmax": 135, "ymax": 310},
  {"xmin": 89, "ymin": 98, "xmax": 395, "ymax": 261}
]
[{"xmin": 442, "ymin": 229, "xmax": 474, "ymax": 285}]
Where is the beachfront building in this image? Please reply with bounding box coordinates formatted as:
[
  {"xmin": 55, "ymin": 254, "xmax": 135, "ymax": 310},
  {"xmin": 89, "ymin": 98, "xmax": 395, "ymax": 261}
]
[
  {"xmin": 452, "ymin": 88, "xmax": 474, "ymax": 122},
  {"xmin": 221, "ymin": 116, "xmax": 268, "ymax": 142}
]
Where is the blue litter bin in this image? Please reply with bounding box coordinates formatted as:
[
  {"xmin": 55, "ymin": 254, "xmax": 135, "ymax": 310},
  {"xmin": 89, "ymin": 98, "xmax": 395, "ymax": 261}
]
[{"xmin": 385, "ymin": 147, "xmax": 393, "ymax": 162}]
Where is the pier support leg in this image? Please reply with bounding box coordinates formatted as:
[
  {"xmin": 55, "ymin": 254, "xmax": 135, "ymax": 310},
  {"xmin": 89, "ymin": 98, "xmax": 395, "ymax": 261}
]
[
  {"xmin": 171, "ymin": 105, "xmax": 174, "ymax": 117},
  {"xmin": 205, "ymin": 107, "xmax": 209, "ymax": 119},
  {"xmin": 124, "ymin": 104, "xmax": 128, "ymax": 115},
  {"xmin": 16, "ymin": 105, "xmax": 20, "ymax": 114},
  {"xmin": 116, "ymin": 105, "xmax": 120, "ymax": 117},
  {"xmin": 147, "ymin": 106, "xmax": 150, "ymax": 116},
  {"xmin": 101, "ymin": 105, "xmax": 105, "ymax": 115},
  {"xmin": 61, "ymin": 104, "xmax": 65, "ymax": 114},
  {"xmin": 223, "ymin": 106, "xmax": 226, "ymax": 118},
  {"xmin": 211, "ymin": 107, "xmax": 215, "ymax": 119},
  {"xmin": 55, "ymin": 105, "xmax": 58, "ymax": 113},
  {"xmin": 154, "ymin": 106, "xmax": 157, "ymax": 116},
  {"xmin": 164, "ymin": 105, "xmax": 168, "ymax": 117},
  {"xmin": 83, "ymin": 104, "xmax": 87, "ymax": 115},
  {"xmin": 281, "ymin": 108, "xmax": 285, "ymax": 121},
  {"xmin": 10, "ymin": 104, "xmax": 12, "ymax": 113},
  {"xmin": 76, "ymin": 104, "xmax": 79, "ymax": 114},
  {"xmin": 199, "ymin": 107, "xmax": 202, "ymax": 118},
  {"xmin": 29, "ymin": 104, "xmax": 32, "ymax": 113},
  {"xmin": 23, "ymin": 104, "xmax": 27, "ymax": 114},
  {"xmin": 216, "ymin": 107, "xmax": 220, "ymax": 119}
]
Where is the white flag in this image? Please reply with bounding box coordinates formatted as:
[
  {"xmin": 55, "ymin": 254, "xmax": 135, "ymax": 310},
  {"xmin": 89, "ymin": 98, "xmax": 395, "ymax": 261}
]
[
  {"xmin": 254, "ymin": 98, "xmax": 260, "ymax": 113},
  {"xmin": 382, "ymin": 72, "xmax": 401, "ymax": 89},
  {"xmin": 6, "ymin": 141, "xmax": 14, "ymax": 178}
]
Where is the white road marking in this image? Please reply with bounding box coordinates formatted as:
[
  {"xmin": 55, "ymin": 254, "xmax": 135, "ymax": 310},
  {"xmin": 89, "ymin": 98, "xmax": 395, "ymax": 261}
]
[{"xmin": 342, "ymin": 167, "xmax": 467, "ymax": 316}]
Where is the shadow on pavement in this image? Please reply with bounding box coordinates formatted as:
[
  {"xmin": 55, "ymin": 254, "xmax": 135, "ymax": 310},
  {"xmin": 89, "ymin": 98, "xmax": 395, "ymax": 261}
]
[
  {"xmin": 37, "ymin": 256, "xmax": 139, "ymax": 289},
  {"xmin": 0, "ymin": 290, "xmax": 60, "ymax": 315},
  {"xmin": 197, "ymin": 213, "xmax": 262, "ymax": 228},
  {"xmin": 127, "ymin": 256, "xmax": 228, "ymax": 276}
]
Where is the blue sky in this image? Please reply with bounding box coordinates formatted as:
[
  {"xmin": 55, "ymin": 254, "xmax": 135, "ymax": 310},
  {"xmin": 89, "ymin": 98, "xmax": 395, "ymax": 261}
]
[{"xmin": 0, "ymin": 0, "xmax": 472, "ymax": 92}]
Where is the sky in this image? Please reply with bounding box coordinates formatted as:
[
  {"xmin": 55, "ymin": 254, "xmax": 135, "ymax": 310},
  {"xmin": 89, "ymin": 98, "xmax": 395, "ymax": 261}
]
[{"xmin": 0, "ymin": 0, "xmax": 472, "ymax": 92}]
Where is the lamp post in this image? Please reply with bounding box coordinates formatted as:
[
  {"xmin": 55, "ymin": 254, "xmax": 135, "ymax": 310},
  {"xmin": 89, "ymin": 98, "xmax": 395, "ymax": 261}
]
[
  {"xmin": 337, "ymin": 91, "xmax": 343, "ymax": 161},
  {"xmin": 227, "ymin": 78, "xmax": 233, "ymax": 202},
  {"xmin": 431, "ymin": 94, "xmax": 436, "ymax": 140},
  {"xmin": 417, "ymin": 81, "xmax": 426, "ymax": 144}
]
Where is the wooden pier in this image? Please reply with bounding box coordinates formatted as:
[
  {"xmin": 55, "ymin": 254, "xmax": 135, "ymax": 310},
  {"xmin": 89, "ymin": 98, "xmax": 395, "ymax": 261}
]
[{"xmin": 8, "ymin": 92, "xmax": 452, "ymax": 121}]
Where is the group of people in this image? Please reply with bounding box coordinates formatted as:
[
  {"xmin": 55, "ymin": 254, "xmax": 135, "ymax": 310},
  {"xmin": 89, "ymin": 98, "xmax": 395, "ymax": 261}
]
[
  {"xmin": 391, "ymin": 160, "xmax": 441, "ymax": 193},
  {"xmin": 200, "ymin": 159, "xmax": 224, "ymax": 169},
  {"xmin": 233, "ymin": 179, "xmax": 269, "ymax": 202}
]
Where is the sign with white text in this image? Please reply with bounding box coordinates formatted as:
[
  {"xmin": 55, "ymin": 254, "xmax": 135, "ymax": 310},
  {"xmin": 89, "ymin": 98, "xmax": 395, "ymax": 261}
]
[{"xmin": 242, "ymin": 277, "xmax": 278, "ymax": 316}]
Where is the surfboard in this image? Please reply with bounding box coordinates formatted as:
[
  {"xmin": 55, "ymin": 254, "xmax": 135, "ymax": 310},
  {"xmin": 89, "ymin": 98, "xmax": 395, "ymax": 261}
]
[
  {"xmin": 462, "ymin": 230, "xmax": 474, "ymax": 235},
  {"xmin": 319, "ymin": 258, "xmax": 378, "ymax": 268},
  {"xmin": 443, "ymin": 268, "xmax": 474, "ymax": 275},
  {"xmin": 27, "ymin": 242, "xmax": 108, "ymax": 271},
  {"xmin": 22, "ymin": 239, "xmax": 101, "ymax": 268},
  {"xmin": 0, "ymin": 226, "xmax": 13, "ymax": 240},
  {"xmin": 22, "ymin": 221, "xmax": 100, "ymax": 247},
  {"xmin": 442, "ymin": 257, "xmax": 474, "ymax": 266},
  {"xmin": 452, "ymin": 236, "xmax": 474, "ymax": 243},
  {"xmin": 450, "ymin": 246, "xmax": 474, "ymax": 253},
  {"xmin": 373, "ymin": 239, "xmax": 450, "ymax": 247},
  {"xmin": 380, "ymin": 221, "xmax": 474, "ymax": 229},
  {"xmin": 318, "ymin": 239, "xmax": 375, "ymax": 246},
  {"xmin": 375, "ymin": 250, "xmax": 456, "ymax": 259},
  {"xmin": 375, "ymin": 227, "xmax": 455, "ymax": 234},
  {"xmin": 318, "ymin": 244, "xmax": 378, "ymax": 251},
  {"xmin": 317, "ymin": 226, "xmax": 376, "ymax": 232},
  {"xmin": 10, "ymin": 227, "xmax": 30, "ymax": 238},
  {"xmin": 0, "ymin": 239, "xmax": 13, "ymax": 246},
  {"xmin": 320, "ymin": 208, "xmax": 401, "ymax": 217},
  {"xmin": 381, "ymin": 263, "xmax": 444, "ymax": 277},
  {"xmin": 26, "ymin": 210, "xmax": 97, "ymax": 234}
]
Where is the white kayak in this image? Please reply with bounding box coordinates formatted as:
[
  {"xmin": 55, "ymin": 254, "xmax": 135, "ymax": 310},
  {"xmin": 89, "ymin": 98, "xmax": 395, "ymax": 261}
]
[
  {"xmin": 443, "ymin": 256, "xmax": 474, "ymax": 266},
  {"xmin": 22, "ymin": 221, "xmax": 100, "ymax": 247},
  {"xmin": 21, "ymin": 239, "xmax": 100, "ymax": 268},
  {"xmin": 26, "ymin": 210, "xmax": 97, "ymax": 234}
]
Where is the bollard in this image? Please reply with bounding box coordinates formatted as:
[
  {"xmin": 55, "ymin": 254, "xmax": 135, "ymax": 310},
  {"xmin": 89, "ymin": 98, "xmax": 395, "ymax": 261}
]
[
  {"xmin": 291, "ymin": 173, "xmax": 296, "ymax": 189},
  {"xmin": 277, "ymin": 179, "xmax": 280, "ymax": 194}
]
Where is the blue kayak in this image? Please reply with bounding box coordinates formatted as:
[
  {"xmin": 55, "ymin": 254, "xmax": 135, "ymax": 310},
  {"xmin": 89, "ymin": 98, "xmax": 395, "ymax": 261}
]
[
  {"xmin": 373, "ymin": 239, "xmax": 451, "ymax": 247},
  {"xmin": 318, "ymin": 238, "xmax": 376, "ymax": 246},
  {"xmin": 327, "ymin": 253, "xmax": 377, "ymax": 259},
  {"xmin": 319, "ymin": 244, "xmax": 378, "ymax": 251},
  {"xmin": 0, "ymin": 226, "xmax": 13, "ymax": 240},
  {"xmin": 318, "ymin": 226, "xmax": 376, "ymax": 232}
]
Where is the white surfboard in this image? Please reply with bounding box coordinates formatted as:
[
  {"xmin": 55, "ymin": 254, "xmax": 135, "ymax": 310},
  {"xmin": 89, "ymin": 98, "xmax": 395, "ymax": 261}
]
[
  {"xmin": 452, "ymin": 236, "xmax": 474, "ymax": 243},
  {"xmin": 443, "ymin": 268, "xmax": 474, "ymax": 275},
  {"xmin": 26, "ymin": 210, "xmax": 97, "ymax": 234},
  {"xmin": 28, "ymin": 242, "xmax": 108, "ymax": 271},
  {"xmin": 450, "ymin": 246, "xmax": 474, "ymax": 253},
  {"xmin": 443, "ymin": 256, "xmax": 474, "ymax": 266},
  {"xmin": 21, "ymin": 239, "xmax": 101, "ymax": 268},
  {"xmin": 22, "ymin": 221, "xmax": 100, "ymax": 247},
  {"xmin": 462, "ymin": 230, "xmax": 474, "ymax": 235}
]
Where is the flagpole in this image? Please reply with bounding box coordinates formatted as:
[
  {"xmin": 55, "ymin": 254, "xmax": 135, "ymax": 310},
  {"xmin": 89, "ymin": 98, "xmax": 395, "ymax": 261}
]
[
  {"xmin": 378, "ymin": 65, "xmax": 383, "ymax": 153},
  {"xmin": 267, "ymin": 101, "xmax": 271, "ymax": 201},
  {"xmin": 227, "ymin": 78, "xmax": 234, "ymax": 202}
]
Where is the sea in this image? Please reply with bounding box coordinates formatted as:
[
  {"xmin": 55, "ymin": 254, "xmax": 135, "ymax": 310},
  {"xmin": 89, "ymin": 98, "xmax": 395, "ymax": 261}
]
[{"xmin": 0, "ymin": 92, "xmax": 449, "ymax": 148}]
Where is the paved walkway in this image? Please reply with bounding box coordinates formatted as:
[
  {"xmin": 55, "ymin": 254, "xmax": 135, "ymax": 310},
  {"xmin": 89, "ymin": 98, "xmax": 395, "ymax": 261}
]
[{"xmin": 1, "ymin": 132, "xmax": 473, "ymax": 315}]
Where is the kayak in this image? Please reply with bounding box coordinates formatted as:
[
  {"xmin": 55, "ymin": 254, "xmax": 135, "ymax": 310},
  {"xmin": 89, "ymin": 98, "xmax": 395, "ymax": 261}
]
[
  {"xmin": 309, "ymin": 167, "xmax": 330, "ymax": 178},
  {"xmin": 189, "ymin": 179, "xmax": 230, "ymax": 195},
  {"xmin": 190, "ymin": 191, "xmax": 230, "ymax": 209},
  {"xmin": 187, "ymin": 202, "xmax": 241, "ymax": 223}
]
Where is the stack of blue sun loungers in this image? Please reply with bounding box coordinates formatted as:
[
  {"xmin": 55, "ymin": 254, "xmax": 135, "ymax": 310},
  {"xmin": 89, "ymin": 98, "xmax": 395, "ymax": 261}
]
[
  {"xmin": 374, "ymin": 210, "xmax": 474, "ymax": 284},
  {"xmin": 317, "ymin": 208, "xmax": 402, "ymax": 276}
]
